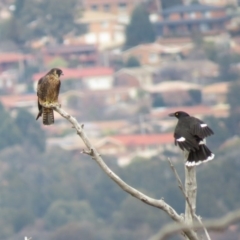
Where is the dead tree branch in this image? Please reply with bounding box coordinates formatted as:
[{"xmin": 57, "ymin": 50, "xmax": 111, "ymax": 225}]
[
  {"xmin": 149, "ymin": 209, "xmax": 240, "ymax": 240},
  {"xmin": 53, "ymin": 106, "xmax": 198, "ymax": 240},
  {"xmin": 167, "ymin": 158, "xmax": 211, "ymax": 240},
  {"xmin": 167, "ymin": 158, "xmax": 195, "ymax": 219}
]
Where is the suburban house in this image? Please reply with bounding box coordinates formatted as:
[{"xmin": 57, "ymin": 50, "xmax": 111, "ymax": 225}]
[
  {"xmin": 0, "ymin": 52, "xmax": 31, "ymax": 72},
  {"xmin": 32, "ymin": 67, "xmax": 114, "ymax": 91},
  {"xmin": 0, "ymin": 94, "xmax": 36, "ymax": 110},
  {"xmin": 95, "ymin": 133, "xmax": 175, "ymax": 165},
  {"xmin": 114, "ymin": 66, "xmax": 158, "ymax": 88},
  {"xmin": 155, "ymin": 4, "xmax": 231, "ymax": 37},
  {"xmin": 151, "ymin": 104, "xmax": 229, "ymax": 120},
  {"xmin": 121, "ymin": 43, "xmax": 193, "ymax": 66},
  {"xmin": 76, "ymin": 11, "xmax": 125, "ymax": 49},
  {"xmin": 202, "ymin": 82, "xmax": 229, "ymax": 105},
  {"xmin": 41, "ymin": 44, "xmax": 99, "ymax": 67},
  {"xmin": 158, "ymin": 60, "xmax": 219, "ymax": 84},
  {"xmin": 60, "ymin": 87, "xmax": 138, "ymax": 108},
  {"xmin": 144, "ymin": 81, "xmax": 201, "ymax": 106},
  {"xmin": 82, "ymin": 0, "xmax": 144, "ymax": 24},
  {"xmin": 198, "ymin": 0, "xmax": 238, "ymax": 7}
]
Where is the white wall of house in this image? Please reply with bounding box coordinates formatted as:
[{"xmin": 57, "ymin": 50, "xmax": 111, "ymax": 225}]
[{"xmin": 83, "ymin": 75, "xmax": 114, "ymax": 90}]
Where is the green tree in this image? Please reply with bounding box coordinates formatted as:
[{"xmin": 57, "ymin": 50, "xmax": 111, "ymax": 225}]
[
  {"xmin": 45, "ymin": 200, "xmax": 95, "ymax": 229},
  {"xmin": 0, "ymin": 103, "xmax": 22, "ymax": 150},
  {"xmin": 7, "ymin": 0, "xmax": 85, "ymax": 45},
  {"xmin": 50, "ymin": 222, "xmax": 103, "ymax": 240},
  {"xmin": 47, "ymin": 57, "xmax": 68, "ymax": 69},
  {"xmin": 161, "ymin": 0, "xmax": 182, "ymax": 9},
  {"xmin": 124, "ymin": 56, "xmax": 141, "ymax": 67},
  {"xmin": 226, "ymin": 81, "xmax": 240, "ymax": 134},
  {"xmin": 125, "ymin": 5, "xmax": 156, "ymax": 49},
  {"xmin": 14, "ymin": 109, "xmax": 46, "ymax": 152}
]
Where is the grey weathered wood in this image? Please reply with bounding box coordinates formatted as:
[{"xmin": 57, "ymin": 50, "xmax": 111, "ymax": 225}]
[
  {"xmin": 147, "ymin": 209, "xmax": 240, "ymax": 240},
  {"xmin": 53, "ymin": 106, "xmax": 198, "ymax": 240}
]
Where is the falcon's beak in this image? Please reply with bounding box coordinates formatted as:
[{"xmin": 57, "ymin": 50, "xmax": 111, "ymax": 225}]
[{"xmin": 169, "ymin": 113, "xmax": 175, "ymax": 117}]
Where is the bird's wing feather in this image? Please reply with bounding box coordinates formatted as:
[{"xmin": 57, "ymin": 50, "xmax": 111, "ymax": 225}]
[
  {"xmin": 174, "ymin": 130, "xmax": 199, "ymax": 151},
  {"xmin": 190, "ymin": 117, "xmax": 214, "ymax": 139},
  {"xmin": 37, "ymin": 75, "xmax": 51, "ymax": 101},
  {"xmin": 56, "ymin": 79, "xmax": 61, "ymax": 97}
]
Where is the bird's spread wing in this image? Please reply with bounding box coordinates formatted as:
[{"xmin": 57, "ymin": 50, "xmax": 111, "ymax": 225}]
[
  {"xmin": 190, "ymin": 117, "xmax": 214, "ymax": 139},
  {"xmin": 174, "ymin": 130, "xmax": 199, "ymax": 151}
]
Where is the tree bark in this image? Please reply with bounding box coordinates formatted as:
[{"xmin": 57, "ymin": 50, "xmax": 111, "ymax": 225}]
[
  {"xmin": 53, "ymin": 106, "xmax": 198, "ymax": 240},
  {"xmin": 185, "ymin": 165, "xmax": 197, "ymax": 223}
]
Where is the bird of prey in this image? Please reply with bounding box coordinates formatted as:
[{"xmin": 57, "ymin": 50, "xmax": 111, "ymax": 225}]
[
  {"xmin": 36, "ymin": 68, "xmax": 63, "ymax": 125},
  {"xmin": 169, "ymin": 111, "xmax": 214, "ymax": 166}
]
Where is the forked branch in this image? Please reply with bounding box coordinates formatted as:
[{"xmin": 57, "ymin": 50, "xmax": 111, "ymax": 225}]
[
  {"xmin": 149, "ymin": 209, "xmax": 240, "ymax": 240},
  {"xmin": 53, "ymin": 106, "xmax": 198, "ymax": 240}
]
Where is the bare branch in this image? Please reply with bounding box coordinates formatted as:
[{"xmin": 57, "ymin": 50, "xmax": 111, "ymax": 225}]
[
  {"xmin": 167, "ymin": 158, "xmax": 211, "ymax": 240},
  {"xmin": 53, "ymin": 106, "xmax": 198, "ymax": 240},
  {"xmin": 194, "ymin": 215, "xmax": 211, "ymax": 240},
  {"xmin": 167, "ymin": 158, "xmax": 194, "ymax": 219},
  {"xmin": 184, "ymin": 151, "xmax": 197, "ymax": 225},
  {"xmin": 150, "ymin": 209, "xmax": 240, "ymax": 240}
]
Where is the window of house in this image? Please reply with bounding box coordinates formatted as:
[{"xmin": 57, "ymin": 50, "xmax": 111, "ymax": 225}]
[
  {"xmin": 149, "ymin": 53, "xmax": 158, "ymax": 63},
  {"xmin": 204, "ymin": 11, "xmax": 211, "ymax": 18},
  {"xmin": 118, "ymin": 2, "xmax": 127, "ymax": 11},
  {"xmin": 91, "ymin": 4, "xmax": 98, "ymax": 11},
  {"xmin": 200, "ymin": 23, "xmax": 209, "ymax": 32},
  {"xmin": 101, "ymin": 21, "xmax": 109, "ymax": 28},
  {"xmin": 190, "ymin": 12, "xmax": 196, "ymax": 19},
  {"xmin": 103, "ymin": 4, "xmax": 110, "ymax": 11},
  {"xmin": 99, "ymin": 32, "xmax": 111, "ymax": 43}
]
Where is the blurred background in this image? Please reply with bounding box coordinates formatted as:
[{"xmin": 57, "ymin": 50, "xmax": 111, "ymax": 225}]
[{"xmin": 0, "ymin": 0, "xmax": 240, "ymax": 239}]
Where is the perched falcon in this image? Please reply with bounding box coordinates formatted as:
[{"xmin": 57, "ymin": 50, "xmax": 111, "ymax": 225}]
[
  {"xmin": 36, "ymin": 68, "xmax": 63, "ymax": 125},
  {"xmin": 169, "ymin": 111, "xmax": 214, "ymax": 166}
]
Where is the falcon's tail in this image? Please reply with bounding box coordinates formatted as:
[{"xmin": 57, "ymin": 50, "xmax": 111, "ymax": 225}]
[
  {"xmin": 42, "ymin": 108, "xmax": 54, "ymax": 125},
  {"xmin": 186, "ymin": 144, "xmax": 214, "ymax": 167}
]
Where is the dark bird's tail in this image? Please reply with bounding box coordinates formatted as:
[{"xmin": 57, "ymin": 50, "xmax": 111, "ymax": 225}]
[
  {"xmin": 42, "ymin": 108, "xmax": 54, "ymax": 125},
  {"xmin": 186, "ymin": 144, "xmax": 214, "ymax": 167}
]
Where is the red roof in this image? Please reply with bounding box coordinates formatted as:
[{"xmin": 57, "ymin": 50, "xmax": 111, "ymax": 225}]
[
  {"xmin": 0, "ymin": 94, "xmax": 36, "ymax": 108},
  {"xmin": 0, "ymin": 53, "xmax": 31, "ymax": 64},
  {"xmin": 111, "ymin": 133, "xmax": 173, "ymax": 146},
  {"xmin": 33, "ymin": 67, "xmax": 114, "ymax": 81},
  {"xmin": 151, "ymin": 105, "xmax": 213, "ymax": 118}
]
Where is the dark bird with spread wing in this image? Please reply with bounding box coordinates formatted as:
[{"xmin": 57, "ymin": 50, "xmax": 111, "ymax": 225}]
[
  {"xmin": 169, "ymin": 111, "xmax": 214, "ymax": 166},
  {"xmin": 36, "ymin": 68, "xmax": 63, "ymax": 125}
]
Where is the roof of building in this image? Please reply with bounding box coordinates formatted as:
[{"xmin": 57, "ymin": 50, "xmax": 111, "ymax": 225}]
[
  {"xmin": 151, "ymin": 104, "xmax": 229, "ymax": 118},
  {"xmin": 42, "ymin": 44, "xmax": 97, "ymax": 54},
  {"xmin": 116, "ymin": 66, "xmax": 159, "ymax": 76},
  {"xmin": 162, "ymin": 4, "xmax": 224, "ymax": 15},
  {"xmin": 0, "ymin": 94, "xmax": 36, "ymax": 108},
  {"xmin": 122, "ymin": 43, "xmax": 193, "ymax": 55},
  {"xmin": 0, "ymin": 53, "xmax": 31, "ymax": 64},
  {"xmin": 77, "ymin": 11, "xmax": 118, "ymax": 23},
  {"xmin": 156, "ymin": 16, "xmax": 231, "ymax": 26},
  {"xmin": 33, "ymin": 67, "xmax": 114, "ymax": 81},
  {"xmin": 98, "ymin": 133, "xmax": 174, "ymax": 147},
  {"xmin": 202, "ymin": 82, "xmax": 229, "ymax": 94},
  {"xmin": 144, "ymin": 81, "xmax": 201, "ymax": 93}
]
